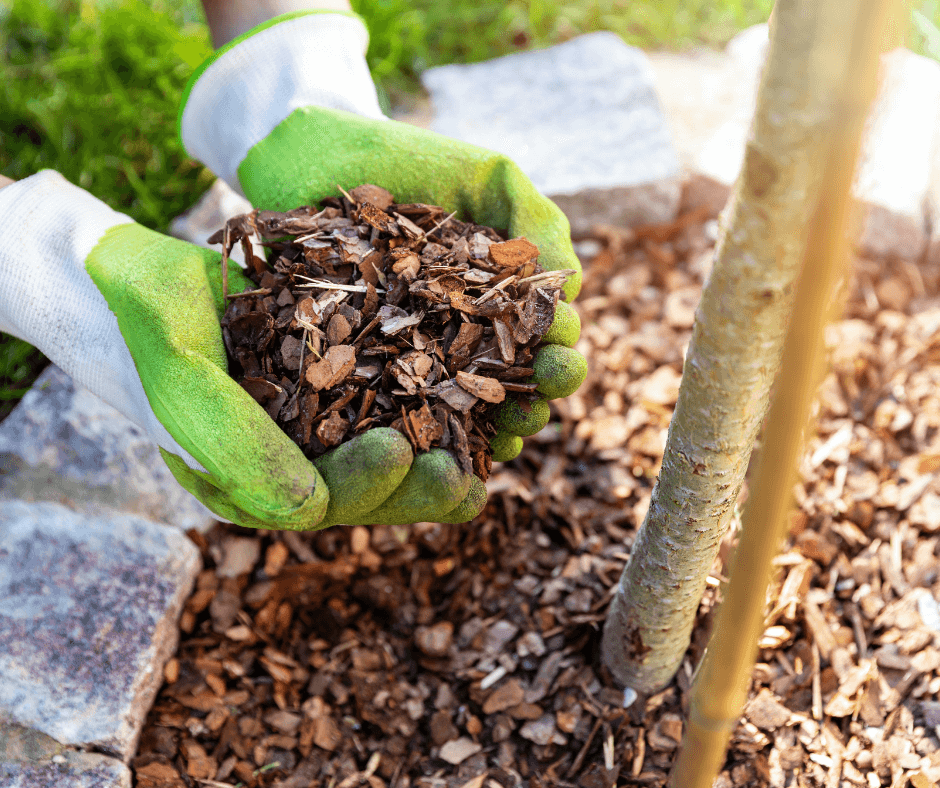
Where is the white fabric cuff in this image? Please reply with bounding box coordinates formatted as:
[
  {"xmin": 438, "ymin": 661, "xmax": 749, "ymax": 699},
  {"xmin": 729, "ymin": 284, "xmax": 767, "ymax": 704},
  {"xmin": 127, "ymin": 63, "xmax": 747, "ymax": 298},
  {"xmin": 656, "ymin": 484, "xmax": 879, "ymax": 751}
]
[
  {"xmin": 180, "ymin": 13, "xmax": 385, "ymax": 191},
  {"xmin": 0, "ymin": 171, "xmax": 200, "ymax": 467}
]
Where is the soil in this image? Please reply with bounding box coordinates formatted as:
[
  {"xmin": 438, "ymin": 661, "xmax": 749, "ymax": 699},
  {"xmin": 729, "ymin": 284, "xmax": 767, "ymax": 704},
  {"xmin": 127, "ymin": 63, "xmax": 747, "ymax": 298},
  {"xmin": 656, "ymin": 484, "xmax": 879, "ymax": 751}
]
[{"xmin": 133, "ymin": 176, "xmax": 940, "ymax": 788}]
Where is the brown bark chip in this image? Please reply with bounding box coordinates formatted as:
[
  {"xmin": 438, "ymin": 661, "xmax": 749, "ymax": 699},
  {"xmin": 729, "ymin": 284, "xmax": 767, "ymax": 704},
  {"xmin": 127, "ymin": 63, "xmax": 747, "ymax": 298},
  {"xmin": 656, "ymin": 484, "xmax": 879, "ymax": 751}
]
[
  {"xmin": 489, "ymin": 237, "xmax": 540, "ymax": 267},
  {"xmin": 456, "ymin": 370, "xmax": 507, "ymax": 403},
  {"xmin": 217, "ymin": 185, "xmax": 573, "ymax": 479}
]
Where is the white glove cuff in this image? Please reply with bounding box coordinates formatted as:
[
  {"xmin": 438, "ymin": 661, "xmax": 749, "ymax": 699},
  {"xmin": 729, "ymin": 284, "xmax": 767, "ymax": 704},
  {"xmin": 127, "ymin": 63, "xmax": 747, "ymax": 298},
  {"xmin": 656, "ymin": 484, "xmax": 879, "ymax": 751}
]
[
  {"xmin": 180, "ymin": 13, "xmax": 385, "ymax": 191},
  {"xmin": 0, "ymin": 171, "xmax": 199, "ymax": 467}
]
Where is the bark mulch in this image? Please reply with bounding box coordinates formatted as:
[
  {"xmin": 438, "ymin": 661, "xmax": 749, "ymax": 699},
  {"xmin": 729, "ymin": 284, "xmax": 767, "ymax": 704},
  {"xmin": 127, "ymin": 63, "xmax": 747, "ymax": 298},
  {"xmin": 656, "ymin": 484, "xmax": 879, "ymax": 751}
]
[
  {"xmin": 134, "ymin": 176, "xmax": 940, "ymax": 788},
  {"xmin": 216, "ymin": 184, "xmax": 571, "ymax": 477}
]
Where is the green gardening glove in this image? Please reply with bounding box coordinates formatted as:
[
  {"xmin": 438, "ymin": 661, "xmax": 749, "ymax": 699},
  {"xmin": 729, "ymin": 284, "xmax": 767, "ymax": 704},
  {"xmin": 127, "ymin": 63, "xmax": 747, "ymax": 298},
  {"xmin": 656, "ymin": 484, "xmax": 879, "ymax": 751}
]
[
  {"xmin": 180, "ymin": 11, "xmax": 587, "ymax": 526},
  {"xmin": 0, "ymin": 171, "xmax": 339, "ymax": 530}
]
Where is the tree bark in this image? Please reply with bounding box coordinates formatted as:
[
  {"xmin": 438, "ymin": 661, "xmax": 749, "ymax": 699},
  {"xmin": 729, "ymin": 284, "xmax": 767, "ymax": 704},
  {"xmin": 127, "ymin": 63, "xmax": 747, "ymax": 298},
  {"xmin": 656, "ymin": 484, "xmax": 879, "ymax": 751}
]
[{"xmin": 601, "ymin": 0, "xmax": 868, "ymax": 692}]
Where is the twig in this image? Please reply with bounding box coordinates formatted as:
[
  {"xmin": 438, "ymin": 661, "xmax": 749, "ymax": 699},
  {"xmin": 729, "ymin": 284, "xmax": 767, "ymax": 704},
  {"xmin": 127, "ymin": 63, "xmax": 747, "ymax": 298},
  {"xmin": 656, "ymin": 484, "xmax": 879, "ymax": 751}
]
[
  {"xmin": 426, "ymin": 210, "xmax": 458, "ymax": 239},
  {"xmin": 473, "ymin": 275, "xmax": 518, "ymax": 305},
  {"xmin": 226, "ymin": 288, "xmax": 271, "ymax": 300},
  {"xmin": 294, "ymin": 275, "xmax": 385, "ymax": 293},
  {"xmin": 298, "ymin": 327, "xmax": 307, "ymax": 377},
  {"xmin": 566, "ymin": 716, "xmax": 604, "ymax": 778},
  {"xmin": 221, "ymin": 224, "xmax": 230, "ymax": 301},
  {"xmin": 517, "ymin": 268, "xmax": 577, "ymax": 286}
]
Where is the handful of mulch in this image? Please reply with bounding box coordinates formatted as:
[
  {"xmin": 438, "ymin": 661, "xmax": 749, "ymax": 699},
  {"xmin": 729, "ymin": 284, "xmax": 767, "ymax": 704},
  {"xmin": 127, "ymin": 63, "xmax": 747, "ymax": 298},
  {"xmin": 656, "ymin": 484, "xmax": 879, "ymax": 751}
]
[{"xmin": 213, "ymin": 184, "xmax": 573, "ymax": 481}]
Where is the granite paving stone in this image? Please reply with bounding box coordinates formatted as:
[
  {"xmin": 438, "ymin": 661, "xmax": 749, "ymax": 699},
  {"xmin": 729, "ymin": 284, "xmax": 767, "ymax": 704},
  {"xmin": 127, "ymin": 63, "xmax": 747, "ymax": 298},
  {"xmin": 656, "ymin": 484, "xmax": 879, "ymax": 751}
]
[
  {"xmin": 0, "ymin": 501, "xmax": 201, "ymax": 760},
  {"xmin": 421, "ymin": 32, "xmax": 682, "ymax": 234},
  {"xmin": 0, "ymin": 365, "xmax": 216, "ymax": 532},
  {"xmin": 684, "ymin": 24, "xmax": 940, "ymax": 262},
  {"xmin": 0, "ymin": 722, "xmax": 129, "ymax": 788}
]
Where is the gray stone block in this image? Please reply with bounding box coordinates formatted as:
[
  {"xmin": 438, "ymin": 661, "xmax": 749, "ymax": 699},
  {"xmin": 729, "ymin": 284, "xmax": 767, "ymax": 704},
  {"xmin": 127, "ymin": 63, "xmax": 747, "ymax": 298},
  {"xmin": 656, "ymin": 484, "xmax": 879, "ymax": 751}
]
[
  {"xmin": 687, "ymin": 25, "xmax": 938, "ymax": 262},
  {"xmin": 0, "ymin": 365, "xmax": 215, "ymax": 532},
  {"xmin": 422, "ymin": 32, "xmax": 682, "ymax": 234},
  {"xmin": 0, "ymin": 723, "xmax": 129, "ymax": 788},
  {"xmin": 550, "ymin": 179, "xmax": 683, "ymax": 237},
  {"xmin": 0, "ymin": 501, "xmax": 201, "ymax": 760}
]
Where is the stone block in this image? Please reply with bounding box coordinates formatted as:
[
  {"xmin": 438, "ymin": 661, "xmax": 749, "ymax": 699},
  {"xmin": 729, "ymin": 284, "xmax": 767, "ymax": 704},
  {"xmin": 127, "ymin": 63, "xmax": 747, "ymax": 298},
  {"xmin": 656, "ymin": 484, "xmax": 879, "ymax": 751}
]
[
  {"xmin": 686, "ymin": 25, "xmax": 767, "ymax": 187},
  {"xmin": 857, "ymin": 201, "xmax": 929, "ymax": 263},
  {"xmin": 550, "ymin": 179, "xmax": 683, "ymax": 237},
  {"xmin": 422, "ymin": 32, "xmax": 682, "ymax": 234},
  {"xmin": 855, "ymin": 48, "xmax": 940, "ymax": 224},
  {"xmin": 0, "ymin": 723, "xmax": 129, "ymax": 788},
  {"xmin": 0, "ymin": 501, "xmax": 201, "ymax": 760},
  {"xmin": 679, "ymin": 173, "xmax": 733, "ymax": 218},
  {"xmin": 688, "ymin": 24, "xmax": 937, "ymax": 262},
  {"xmin": 0, "ymin": 365, "xmax": 215, "ymax": 532}
]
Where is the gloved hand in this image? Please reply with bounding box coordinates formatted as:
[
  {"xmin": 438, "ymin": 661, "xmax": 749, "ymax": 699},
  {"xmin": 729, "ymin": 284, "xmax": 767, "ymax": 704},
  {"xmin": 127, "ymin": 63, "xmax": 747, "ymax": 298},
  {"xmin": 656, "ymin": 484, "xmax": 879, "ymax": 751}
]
[
  {"xmin": 0, "ymin": 171, "xmax": 480, "ymax": 529},
  {"xmin": 179, "ymin": 11, "xmax": 588, "ymax": 519}
]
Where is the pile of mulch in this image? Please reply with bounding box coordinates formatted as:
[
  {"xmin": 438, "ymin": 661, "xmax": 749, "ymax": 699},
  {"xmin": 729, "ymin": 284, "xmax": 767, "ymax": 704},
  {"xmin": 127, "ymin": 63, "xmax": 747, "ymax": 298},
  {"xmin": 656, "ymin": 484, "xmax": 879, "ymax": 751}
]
[
  {"xmin": 217, "ymin": 184, "xmax": 570, "ymax": 478},
  {"xmin": 134, "ymin": 176, "xmax": 940, "ymax": 788}
]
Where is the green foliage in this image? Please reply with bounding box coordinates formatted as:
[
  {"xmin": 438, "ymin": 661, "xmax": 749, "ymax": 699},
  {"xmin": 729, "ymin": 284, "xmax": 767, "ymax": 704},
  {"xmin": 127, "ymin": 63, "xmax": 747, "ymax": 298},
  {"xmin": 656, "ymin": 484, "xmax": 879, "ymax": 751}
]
[
  {"xmin": 0, "ymin": 336, "xmax": 46, "ymax": 419},
  {"xmin": 0, "ymin": 0, "xmax": 214, "ymax": 229},
  {"xmin": 0, "ymin": 0, "xmax": 215, "ymax": 407},
  {"xmin": 911, "ymin": 0, "xmax": 940, "ymax": 60}
]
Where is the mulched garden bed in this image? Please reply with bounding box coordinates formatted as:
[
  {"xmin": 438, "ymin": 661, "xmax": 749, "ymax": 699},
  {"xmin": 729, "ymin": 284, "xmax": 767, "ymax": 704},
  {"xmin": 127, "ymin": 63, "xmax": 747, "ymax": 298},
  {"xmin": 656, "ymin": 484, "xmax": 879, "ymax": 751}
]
[{"xmin": 133, "ymin": 176, "xmax": 940, "ymax": 788}]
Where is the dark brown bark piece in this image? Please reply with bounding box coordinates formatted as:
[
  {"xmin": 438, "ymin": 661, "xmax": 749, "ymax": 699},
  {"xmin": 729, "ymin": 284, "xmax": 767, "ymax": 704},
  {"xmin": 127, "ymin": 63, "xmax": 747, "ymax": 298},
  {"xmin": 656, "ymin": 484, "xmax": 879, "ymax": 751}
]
[
  {"xmin": 326, "ymin": 314, "xmax": 352, "ymax": 346},
  {"xmin": 448, "ymin": 323, "xmax": 484, "ymax": 357},
  {"xmin": 493, "ymin": 319, "xmax": 516, "ymax": 365},
  {"xmin": 437, "ymin": 379, "xmax": 478, "ymax": 413},
  {"xmin": 407, "ymin": 404, "xmax": 444, "ymax": 452},
  {"xmin": 448, "ymin": 414, "xmax": 473, "ymax": 476},
  {"xmin": 280, "ymin": 335, "xmax": 304, "ymax": 371},
  {"xmin": 358, "ymin": 202, "xmax": 400, "ymax": 235}
]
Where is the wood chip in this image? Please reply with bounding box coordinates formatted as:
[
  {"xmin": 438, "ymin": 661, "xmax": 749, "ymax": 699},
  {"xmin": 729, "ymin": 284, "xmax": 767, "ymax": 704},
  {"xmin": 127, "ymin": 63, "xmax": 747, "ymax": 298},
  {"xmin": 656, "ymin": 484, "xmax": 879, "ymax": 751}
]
[
  {"xmin": 455, "ymin": 371, "xmax": 506, "ymax": 403},
  {"xmin": 488, "ymin": 238, "xmax": 539, "ymax": 267}
]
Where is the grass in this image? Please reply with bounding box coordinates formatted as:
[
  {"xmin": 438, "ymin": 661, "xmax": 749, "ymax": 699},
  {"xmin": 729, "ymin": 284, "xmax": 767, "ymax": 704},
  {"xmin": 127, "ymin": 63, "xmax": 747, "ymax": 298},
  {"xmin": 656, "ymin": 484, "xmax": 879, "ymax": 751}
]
[
  {"xmin": 1, "ymin": 0, "xmax": 939, "ymax": 417},
  {"xmin": 0, "ymin": 0, "xmax": 217, "ymax": 416},
  {"xmin": 359, "ymin": 0, "xmax": 778, "ymax": 105}
]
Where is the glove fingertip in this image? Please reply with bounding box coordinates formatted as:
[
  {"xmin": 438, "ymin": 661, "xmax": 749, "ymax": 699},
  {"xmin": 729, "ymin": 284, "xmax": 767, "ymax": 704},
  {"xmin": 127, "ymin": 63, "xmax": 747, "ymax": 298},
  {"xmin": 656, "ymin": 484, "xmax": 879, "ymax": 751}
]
[
  {"xmin": 361, "ymin": 449, "xmax": 471, "ymax": 526},
  {"xmin": 439, "ymin": 477, "xmax": 487, "ymax": 523},
  {"xmin": 533, "ymin": 345, "xmax": 588, "ymax": 400},
  {"xmin": 491, "ymin": 431, "xmax": 523, "ymax": 462},
  {"xmin": 542, "ymin": 301, "xmax": 581, "ymax": 347},
  {"xmin": 314, "ymin": 427, "xmax": 413, "ymax": 525},
  {"xmin": 496, "ymin": 397, "xmax": 551, "ymax": 437}
]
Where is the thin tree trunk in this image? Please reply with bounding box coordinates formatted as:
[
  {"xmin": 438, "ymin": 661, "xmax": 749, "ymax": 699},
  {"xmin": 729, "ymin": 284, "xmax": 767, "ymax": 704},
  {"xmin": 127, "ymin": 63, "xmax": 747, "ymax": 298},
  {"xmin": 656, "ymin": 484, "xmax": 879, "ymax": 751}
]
[
  {"xmin": 601, "ymin": 0, "xmax": 868, "ymax": 692},
  {"xmin": 670, "ymin": 0, "xmax": 892, "ymax": 782}
]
